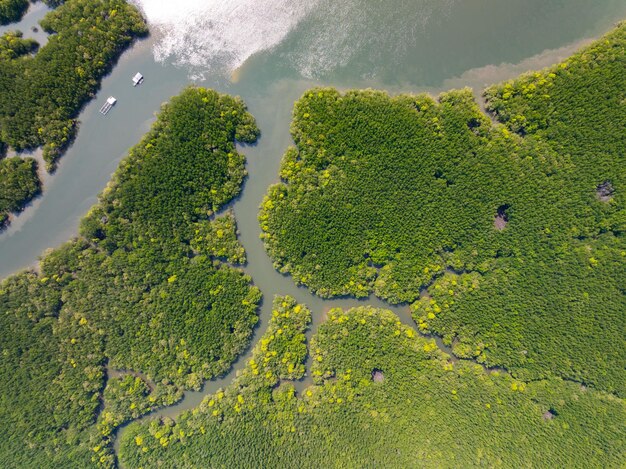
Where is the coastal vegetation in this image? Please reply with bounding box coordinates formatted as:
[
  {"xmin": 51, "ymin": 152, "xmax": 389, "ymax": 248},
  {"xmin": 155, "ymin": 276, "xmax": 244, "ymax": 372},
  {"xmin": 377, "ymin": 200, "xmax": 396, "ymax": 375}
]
[
  {"xmin": 0, "ymin": 87, "xmax": 261, "ymax": 467},
  {"xmin": 80, "ymin": 87, "xmax": 258, "ymax": 251},
  {"xmin": 0, "ymin": 30, "xmax": 37, "ymax": 60},
  {"xmin": 0, "ymin": 0, "xmax": 146, "ymax": 230},
  {"xmin": 120, "ymin": 299, "xmax": 625, "ymax": 468},
  {"xmin": 0, "ymin": 0, "xmax": 147, "ymax": 167},
  {"xmin": 0, "ymin": 0, "xmax": 28, "ymax": 25},
  {"xmin": 0, "ymin": 10, "xmax": 623, "ymax": 469},
  {"xmin": 0, "ymin": 156, "xmax": 40, "ymax": 224},
  {"xmin": 0, "ymin": 0, "xmax": 63, "ymax": 25},
  {"xmin": 260, "ymin": 24, "xmax": 625, "ymax": 395},
  {"xmin": 413, "ymin": 22, "xmax": 626, "ymax": 395}
]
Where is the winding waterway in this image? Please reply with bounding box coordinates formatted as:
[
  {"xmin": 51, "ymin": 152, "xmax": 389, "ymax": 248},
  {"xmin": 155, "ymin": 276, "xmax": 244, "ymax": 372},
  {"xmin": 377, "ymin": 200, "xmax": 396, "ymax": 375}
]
[{"xmin": 1, "ymin": 0, "xmax": 626, "ymax": 463}]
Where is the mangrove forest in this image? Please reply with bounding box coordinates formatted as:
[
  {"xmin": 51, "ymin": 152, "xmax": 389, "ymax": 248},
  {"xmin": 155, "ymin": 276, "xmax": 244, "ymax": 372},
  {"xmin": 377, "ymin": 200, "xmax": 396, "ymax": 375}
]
[
  {"xmin": 0, "ymin": 86, "xmax": 261, "ymax": 467},
  {"xmin": 260, "ymin": 24, "xmax": 626, "ymax": 396}
]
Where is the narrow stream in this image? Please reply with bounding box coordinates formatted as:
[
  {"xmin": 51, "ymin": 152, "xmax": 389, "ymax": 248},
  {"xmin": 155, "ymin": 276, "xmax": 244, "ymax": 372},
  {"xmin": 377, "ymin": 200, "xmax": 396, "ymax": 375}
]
[
  {"xmin": 111, "ymin": 93, "xmax": 485, "ymax": 458},
  {"xmin": 2, "ymin": 1, "xmax": 626, "ymax": 463},
  {"xmin": 110, "ymin": 152, "xmax": 418, "ymax": 449}
]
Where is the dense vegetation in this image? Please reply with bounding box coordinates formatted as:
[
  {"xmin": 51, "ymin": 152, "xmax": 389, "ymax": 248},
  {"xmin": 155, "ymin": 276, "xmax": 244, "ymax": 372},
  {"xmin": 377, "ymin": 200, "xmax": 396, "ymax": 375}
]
[
  {"xmin": 0, "ymin": 0, "xmax": 146, "ymax": 229},
  {"xmin": 0, "ymin": 0, "xmax": 28, "ymax": 25},
  {"xmin": 412, "ymin": 22, "xmax": 626, "ymax": 395},
  {"xmin": 0, "ymin": 156, "xmax": 40, "ymax": 223},
  {"xmin": 261, "ymin": 25, "xmax": 625, "ymax": 394},
  {"xmin": 0, "ymin": 88, "xmax": 261, "ymax": 467},
  {"xmin": 0, "ymin": 15, "xmax": 623, "ymax": 469},
  {"xmin": 0, "ymin": 0, "xmax": 64, "ymax": 25},
  {"xmin": 0, "ymin": 30, "xmax": 38, "ymax": 225},
  {"xmin": 0, "ymin": 0, "xmax": 146, "ymax": 167},
  {"xmin": 80, "ymin": 87, "xmax": 258, "ymax": 250},
  {"xmin": 120, "ymin": 299, "xmax": 625, "ymax": 468}
]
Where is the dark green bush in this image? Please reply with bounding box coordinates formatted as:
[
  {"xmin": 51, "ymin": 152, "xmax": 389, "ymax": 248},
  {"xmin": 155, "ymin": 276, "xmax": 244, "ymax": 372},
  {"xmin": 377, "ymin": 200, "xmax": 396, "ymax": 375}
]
[
  {"xmin": 0, "ymin": 0, "xmax": 29, "ymax": 25},
  {"xmin": 0, "ymin": 156, "xmax": 40, "ymax": 219}
]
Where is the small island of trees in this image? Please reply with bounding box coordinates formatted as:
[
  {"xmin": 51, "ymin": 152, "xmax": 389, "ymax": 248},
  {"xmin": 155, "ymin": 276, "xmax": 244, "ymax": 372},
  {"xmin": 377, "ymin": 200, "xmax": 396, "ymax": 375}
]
[{"xmin": 0, "ymin": 155, "xmax": 40, "ymax": 226}]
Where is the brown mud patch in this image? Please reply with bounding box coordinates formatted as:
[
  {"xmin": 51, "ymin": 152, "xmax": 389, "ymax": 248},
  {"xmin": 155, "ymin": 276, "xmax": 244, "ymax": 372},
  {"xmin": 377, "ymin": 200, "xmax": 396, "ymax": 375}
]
[
  {"xmin": 371, "ymin": 369, "xmax": 385, "ymax": 383},
  {"xmin": 494, "ymin": 204, "xmax": 510, "ymax": 230},
  {"xmin": 596, "ymin": 181, "xmax": 614, "ymax": 202},
  {"xmin": 107, "ymin": 365, "xmax": 156, "ymax": 392},
  {"xmin": 542, "ymin": 409, "xmax": 556, "ymax": 420}
]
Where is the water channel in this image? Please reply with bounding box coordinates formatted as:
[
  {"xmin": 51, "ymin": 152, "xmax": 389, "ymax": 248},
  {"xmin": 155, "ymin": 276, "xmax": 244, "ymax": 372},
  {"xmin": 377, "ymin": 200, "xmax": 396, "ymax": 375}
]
[{"xmin": 1, "ymin": 0, "xmax": 625, "ymax": 461}]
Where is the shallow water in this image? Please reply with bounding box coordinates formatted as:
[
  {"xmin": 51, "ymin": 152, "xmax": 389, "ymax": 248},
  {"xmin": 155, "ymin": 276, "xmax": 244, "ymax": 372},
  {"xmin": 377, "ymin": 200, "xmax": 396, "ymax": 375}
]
[
  {"xmin": 2, "ymin": 0, "xmax": 625, "ymax": 278},
  {"xmin": 0, "ymin": 2, "xmax": 51, "ymax": 45},
  {"xmin": 1, "ymin": 0, "xmax": 625, "ymax": 461}
]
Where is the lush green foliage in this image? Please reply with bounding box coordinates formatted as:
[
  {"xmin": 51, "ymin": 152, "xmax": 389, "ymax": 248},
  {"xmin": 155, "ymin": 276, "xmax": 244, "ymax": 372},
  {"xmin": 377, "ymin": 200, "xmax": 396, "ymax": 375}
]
[
  {"xmin": 261, "ymin": 26, "xmax": 625, "ymax": 394},
  {"xmin": 120, "ymin": 300, "xmax": 625, "ymax": 468},
  {"xmin": 0, "ymin": 30, "xmax": 38, "ymax": 60},
  {"xmin": 0, "ymin": 0, "xmax": 147, "ymax": 168},
  {"xmin": 0, "ymin": 30, "xmax": 39, "ymax": 220},
  {"xmin": 0, "ymin": 156, "xmax": 40, "ymax": 220},
  {"xmin": 412, "ymin": 23, "xmax": 626, "ymax": 395},
  {"xmin": 0, "ymin": 88, "xmax": 261, "ymax": 467},
  {"xmin": 80, "ymin": 87, "xmax": 258, "ymax": 252},
  {"xmin": 0, "ymin": 0, "xmax": 28, "ymax": 25},
  {"xmin": 191, "ymin": 211, "xmax": 247, "ymax": 264},
  {"xmin": 98, "ymin": 374, "xmax": 182, "ymax": 440},
  {"xmin": 0, "ymin": 271, "xmax": 103, "ymax": 467},
  {"xmin": 261, "ymin": 87, "xmax": 541, "ymax": 302},
  {"xmin": 41, "ymin": 239, "xmax": 261, "ymax": 391}
]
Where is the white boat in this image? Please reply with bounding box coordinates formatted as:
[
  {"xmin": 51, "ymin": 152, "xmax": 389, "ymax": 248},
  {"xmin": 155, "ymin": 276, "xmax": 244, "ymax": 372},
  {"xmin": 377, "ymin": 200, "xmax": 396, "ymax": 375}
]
[
  {"xmin": 99, "ymin": 96, "xmax": 117, "ymax": 115},
  {"xmin": 132, "ymin": 72, "xmax": 144, "ymax": 86}
]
